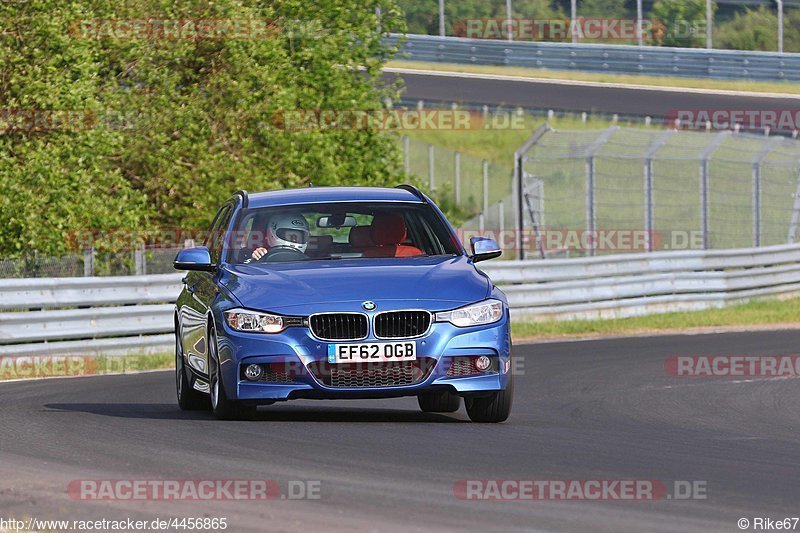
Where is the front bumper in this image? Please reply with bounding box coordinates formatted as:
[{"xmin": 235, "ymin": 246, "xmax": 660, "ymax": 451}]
[{"xmin": 214, "ymin": 313, "xmax": 512, "ymax": 403}]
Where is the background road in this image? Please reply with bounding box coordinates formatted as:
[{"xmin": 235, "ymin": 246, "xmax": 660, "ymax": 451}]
[
  {"xmin": 1, "ymin": 330, "xmax": 798, "ymax": 532},
  {"xmin": 386, "ymin": 70, "xmax": 800, "ymax": 119}
]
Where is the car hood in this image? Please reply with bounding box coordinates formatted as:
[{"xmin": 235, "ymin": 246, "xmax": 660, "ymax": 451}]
[{"xmin": 221, "ymin": 255, "xmax": 491, "ymax": 313}]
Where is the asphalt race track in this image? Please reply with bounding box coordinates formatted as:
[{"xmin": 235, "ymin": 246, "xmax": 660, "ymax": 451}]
[
  {"xmin": 386, "ymin": 69, "xmax": 800, "ymax": 118},
  {"xmin": 1, "ymin": 330, "xmax": 798, "ymax": 532}
]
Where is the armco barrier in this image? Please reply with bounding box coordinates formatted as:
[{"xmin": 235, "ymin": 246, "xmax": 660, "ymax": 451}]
[
  {"xmin": 0, "ymin": 274, "xmax": 182, "ymax": 356},
  {"xmin": 1, "ymin": 244, "xmax": 799, "ymax": 355},
  {"xmin": 388, "ymin": 34, "xmax": 800, "ymax": 83}
]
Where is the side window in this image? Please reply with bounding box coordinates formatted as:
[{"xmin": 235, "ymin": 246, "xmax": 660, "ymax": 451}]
[{"xmin": 207, "ymin": 205, "xmax": 233, "ymax": 263}]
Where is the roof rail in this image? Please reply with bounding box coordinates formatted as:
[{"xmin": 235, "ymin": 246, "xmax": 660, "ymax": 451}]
[
  {"xmin": 233, "ymin": 189, "xmax": 249, "ymax": 208},
  {"xmin": 395, "ymin": 184, "xmax": 427, "ymax": 203}
]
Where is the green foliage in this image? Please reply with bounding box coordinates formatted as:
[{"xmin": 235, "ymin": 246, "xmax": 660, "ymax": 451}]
[
  {"xmin": 714, "ymin": 6, "xmax": 800, "ymax": 53},
  {"xmin": 577, "ymin": 0, "xmax": 629, "ymax": 20},
  {"xmin": 650, "ymin": 0, "xmax": 712, "ymax": 47},
  {"xmin": 0, "ymin": 0, "xmax": 406, "ymax": 257}
]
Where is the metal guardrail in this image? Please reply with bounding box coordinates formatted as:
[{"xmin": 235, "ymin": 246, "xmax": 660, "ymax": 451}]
[
  {"xmin": 486, "ymin": 243, "xmax": 800, "ymax": 319},
  {"xmin": 0, "ymin": 274, "xmax": 181, "ymax": 356},
  {"xmin": 389, "ymin": 34, "xmax": 800, "ymax": 82},
  {"xmin": 1, "ymin": 244, "xmax": 799, "ymax": 355}
]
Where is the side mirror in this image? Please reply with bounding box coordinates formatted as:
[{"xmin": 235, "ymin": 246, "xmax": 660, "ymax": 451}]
[
  {"xmin": 470, "ymin": 237, "xmax": 502, "ymax": 263},
  {"xmin": 174, "ymin": 247, "xmax": 215, "ymax": 272}
]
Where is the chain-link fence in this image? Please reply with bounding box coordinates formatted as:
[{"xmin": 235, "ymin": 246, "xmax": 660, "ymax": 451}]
[
  {"xmin": 401, "ymin": 135, "xmax": 514, "ymax": 222},
  {"xmin": 0, "ymin": 247, "xmax": 182, "ymax": 278},
  {"xmin": 500, "ymin": 125, "xmax": 800, "ymax": 258}
]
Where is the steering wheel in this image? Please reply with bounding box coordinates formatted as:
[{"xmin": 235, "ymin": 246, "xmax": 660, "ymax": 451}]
[{"xmin": 259, "ymin": 246, "xmax": 308, "ymax": 262}]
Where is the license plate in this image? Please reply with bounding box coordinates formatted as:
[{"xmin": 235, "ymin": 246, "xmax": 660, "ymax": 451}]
[{"xmin": 328, "ymin": 342, "xmax": 417, "ymax": 363}]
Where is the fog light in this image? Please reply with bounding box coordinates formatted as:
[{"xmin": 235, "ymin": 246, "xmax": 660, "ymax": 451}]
[
  {"xmin": 475, "ymin": 356, "xmax": 492, "ymax": 371},
  {"xmin": 244, "ymin": 364, "xmax": 264, "ymax": 381}
]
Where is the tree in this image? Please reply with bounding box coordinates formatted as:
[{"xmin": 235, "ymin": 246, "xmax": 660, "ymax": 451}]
[
  {"xmin": 650, "ymin": 0, "xmax": 713, "ymax": 48},
  {"xmin": 715, "ymin": 6, "xmax": 799, "ymax": 53},
  {"xmin": 0, "ymin": 0, "xmax": 407, "ymax": 256}
]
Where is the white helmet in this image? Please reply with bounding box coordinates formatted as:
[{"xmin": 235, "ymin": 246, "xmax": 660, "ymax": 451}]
[{"xmin": 266, "ymin": 212, "xmax": 310, "ymax": 253}]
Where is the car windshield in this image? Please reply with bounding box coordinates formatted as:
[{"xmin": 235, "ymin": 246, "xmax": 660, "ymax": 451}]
[{"xmin": 226, "ymin": 201, "xmax": 461, "ymax": 263}]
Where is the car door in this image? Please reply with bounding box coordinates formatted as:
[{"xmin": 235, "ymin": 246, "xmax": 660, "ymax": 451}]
[{"xmin": 179, "ymin": 203, "xmax": 233, "ymax": 377}]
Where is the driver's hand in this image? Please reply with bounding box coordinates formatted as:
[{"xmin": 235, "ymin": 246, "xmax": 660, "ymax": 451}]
[{"xmin": 251, "ymin": 247, "xmax": 268, "ymax": 260}]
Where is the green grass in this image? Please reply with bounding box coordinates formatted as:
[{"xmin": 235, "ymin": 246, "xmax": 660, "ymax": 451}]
[
  {"xmin": 388, "ymin": 60, "xmax": 800, "ymax": 95},
  {"xmin": 0, "ymin": 352, "xmax": 173, "ymax": 381},
  {"xmin": 511, "ymin": 297, "xmax": 800, "ymax": 340},
  {"xmin": 402, "ymin": 114, "xmax": 643, "ymax": 164}
]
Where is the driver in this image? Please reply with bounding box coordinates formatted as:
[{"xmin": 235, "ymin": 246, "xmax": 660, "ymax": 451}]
[{"xmin": 250, "ymin": 212, "xmax": 310, "ymax": 261}]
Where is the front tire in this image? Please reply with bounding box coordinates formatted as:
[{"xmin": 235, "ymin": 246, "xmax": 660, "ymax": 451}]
[
  {"xmin": 418, "ymin": 389, "xmax": 461, "ymax": 413},
  {"xmin": 208, "ymin": 327, "xmax": 256, "ymax": 421},
  {"xmin": 465, "ymin": 373, "xmax": 513, "ymax": 423},
  {"xmin": 176, "ymin": 325, "xmax": 209, "ymax": 411}
]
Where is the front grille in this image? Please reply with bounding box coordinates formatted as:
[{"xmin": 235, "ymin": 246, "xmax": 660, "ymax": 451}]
[
  {"xmin": 446, "ymin": 356, "xmax": 497, "ymax": 377},
  {"xmin": 307, "ymin": 358, "xmax": 436, "ymax": 388},
  {"xmin": 309, "ymin": 313, "xmax": 368, "ymax": 340},
  {"xmin": 374, "ymin": 310, "xmax": 431, "ymax": 339}
]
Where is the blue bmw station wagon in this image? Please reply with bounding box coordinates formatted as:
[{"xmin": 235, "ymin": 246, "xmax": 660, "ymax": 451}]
[{"xmin": 174, "ymin": 185, "xmax": 512, "ymax": 422}]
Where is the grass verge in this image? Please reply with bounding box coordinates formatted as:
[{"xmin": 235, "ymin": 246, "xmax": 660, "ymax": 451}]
[
  {"xmin": 511, "ymin": 297, "xmax": 800, "ymax": 341},
  {"xmin": 0, "ymin": 352, "xmax": 173, "ymax": 381},
  {"xmin": 387, "ymin": 60, "xmax": 800, "ymax": 96}
]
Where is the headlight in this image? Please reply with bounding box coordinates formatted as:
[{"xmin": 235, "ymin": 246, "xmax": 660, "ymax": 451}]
[
  {"xmin": 225, "ymin": 308, "xmax": 287, "ymax": 334},
  {"xmin": 435, "ymin": 299, "xmax": 504, "ymax": 327}
]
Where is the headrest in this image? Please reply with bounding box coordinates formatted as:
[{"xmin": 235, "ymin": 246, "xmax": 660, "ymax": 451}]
[
  {"xmin": 370, "ymin": 213, "xmax": 407, "ymax": 246},
  {"xmin": 348, "ymin": 226, "xmax": 374, "ymax": 248}
]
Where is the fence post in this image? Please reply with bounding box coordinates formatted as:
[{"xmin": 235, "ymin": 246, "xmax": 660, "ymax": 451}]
[
  {"xmin": 777, "ymin": 0, "xmax": 784, "ymax": 54},
  {"xmin": 499, "ymin": 200, "xmax": 505, "ymax": 233},
  {"xmin": 83, "ymin": 247, "xmax": 95, "ymax": 277},
  {"xmin": 643, "ymin": 130, "xmax": 674, "ymax": 252},
  {"xmin": 402, "ymin": 135, "xmax": 410, "ymax": 175},
  {"xmin": 570, "ymin": 0, "xmax": 578, "ymax": 43},
  {"xmin": 753, "ymin": 154, "xmax": 766, "ymax": 247},
  {"xmin": 482, "ymin": 160, "xmax": 489, "ymax": 218},
  {"xmin": 584, "ymin": 126, "xmax": 619, "ymax": 257},
  {"xmin": 788, "ymin": 171, "xmax": 800, "ymax": 243},
  {"xmin": 752, "ymin": 137, "xmax": 780, "ymax": 247},
  {"xmin": 513, "ymin": 124, "xmax": 551, "ymax": 261},
  {"xmin": 134, "ymin": 244, "xmax": 146, "ymax": 276},
  {"xmin": 428, "ymin": 144, "xmax": 435, "ymax": 191},
  {"xmin": 700, "ymin": 159, "xmax": 710, "ymax": 249},
  {"xmin": 438, "ymin": 0, "xmax": 445, "ymax": 37},
  {"xmin": 585, "ymin": 156, "xmax": 596, "ymax": 256},
  {"xmin": 505, "ymin": 0, "xmax": 513, "ymax": 41},
  {"xmin": 455, "ymin": 151, "xmax": 461, "ymax": 206},
  {"xmin": 699, "ymin": 131, "xmax": 730, "ymax": 250}
]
